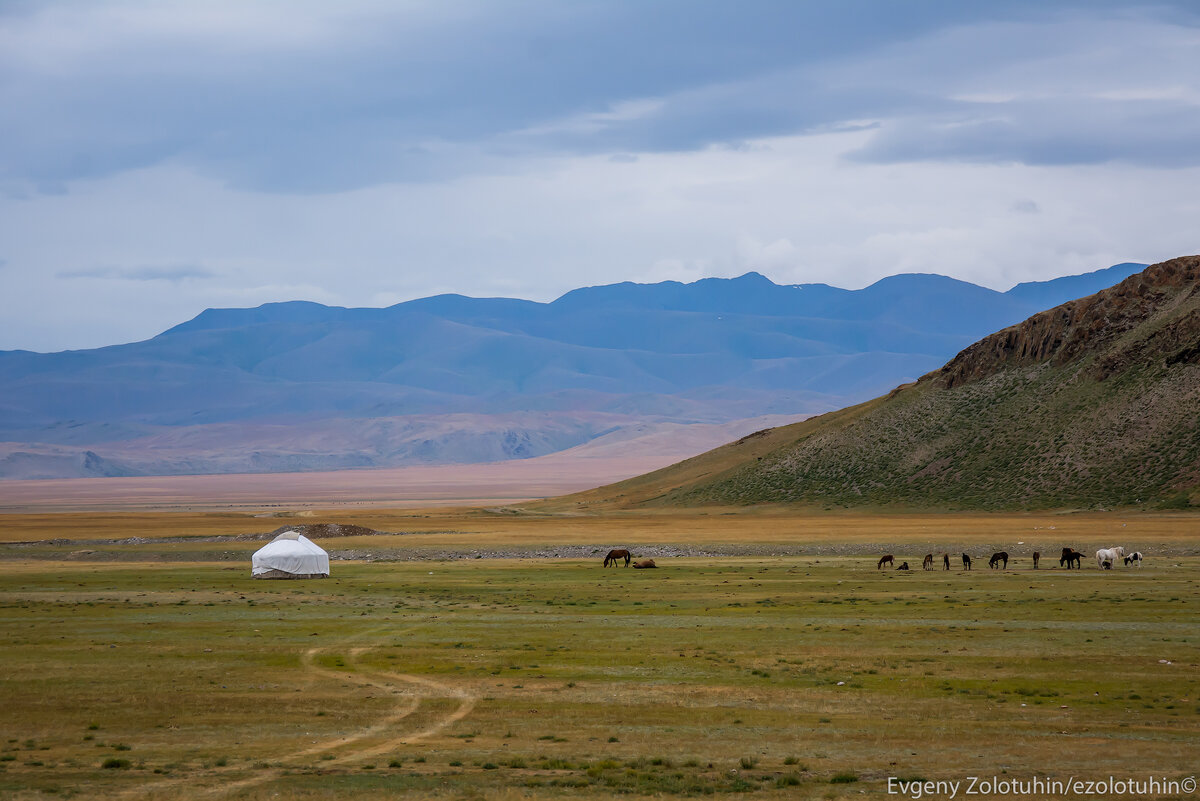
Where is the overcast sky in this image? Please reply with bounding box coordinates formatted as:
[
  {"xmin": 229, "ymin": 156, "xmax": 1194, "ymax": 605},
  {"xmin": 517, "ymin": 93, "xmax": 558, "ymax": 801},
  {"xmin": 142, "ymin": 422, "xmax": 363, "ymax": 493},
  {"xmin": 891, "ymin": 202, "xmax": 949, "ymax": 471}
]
[{"xmin": 3, "ymin": 1, "xmax": 1199, "ymax": 352}]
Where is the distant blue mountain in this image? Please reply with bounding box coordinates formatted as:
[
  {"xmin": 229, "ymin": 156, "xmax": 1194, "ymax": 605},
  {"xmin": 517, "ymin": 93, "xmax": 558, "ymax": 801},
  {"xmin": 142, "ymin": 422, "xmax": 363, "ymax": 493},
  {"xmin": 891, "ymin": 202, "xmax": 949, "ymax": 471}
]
[
  {"xmin": 0, "ymin": 262, "xmax": 1148, "ymax": 477},
  {"xmin": 1004, "ymin": 262, "xmax": 1145, "ymax": 310}
]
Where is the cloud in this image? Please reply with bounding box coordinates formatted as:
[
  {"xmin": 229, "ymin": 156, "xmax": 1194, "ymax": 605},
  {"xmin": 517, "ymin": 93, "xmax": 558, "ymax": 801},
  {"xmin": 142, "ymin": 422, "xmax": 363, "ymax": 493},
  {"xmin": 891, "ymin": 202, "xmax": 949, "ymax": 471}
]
[
  {"xmin": 3, "ymin": 2, "xmax": 1200, "ymax": 352},
  {"xmin": 57, "ymin": 264, "xmax": 215, "ymax": 282},
  {"xmin": 4, "ymin": 2, "xmax": 1197, "ymax": 193},
  {"xmin": 846, "ymin": 97, "xmax": 1200, "ymax": 168},
  {"xmin": 839, "ymin": 16, "xmax": 1200, "ymax": 168}
]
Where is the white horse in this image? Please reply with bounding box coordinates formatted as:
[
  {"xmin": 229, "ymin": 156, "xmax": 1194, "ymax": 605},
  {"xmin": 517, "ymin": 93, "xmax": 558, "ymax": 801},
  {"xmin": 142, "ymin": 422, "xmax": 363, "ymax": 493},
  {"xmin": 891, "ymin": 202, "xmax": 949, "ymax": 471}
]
[
  {"xmin": 1123, "ymin": 551, "xmax": 1143, "ymax": 567},
  {"xmin": 1096, "ymin": 546, "xmax": 1125, "ymax": 568}
]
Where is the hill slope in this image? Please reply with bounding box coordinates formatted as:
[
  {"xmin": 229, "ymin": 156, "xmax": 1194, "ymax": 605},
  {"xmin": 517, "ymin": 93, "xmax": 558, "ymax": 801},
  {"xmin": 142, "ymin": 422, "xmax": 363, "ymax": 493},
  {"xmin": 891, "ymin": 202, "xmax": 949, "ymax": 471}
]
[{"xmin": 549, "ymin": 256, "xmax": 1200, "ymax": 511}]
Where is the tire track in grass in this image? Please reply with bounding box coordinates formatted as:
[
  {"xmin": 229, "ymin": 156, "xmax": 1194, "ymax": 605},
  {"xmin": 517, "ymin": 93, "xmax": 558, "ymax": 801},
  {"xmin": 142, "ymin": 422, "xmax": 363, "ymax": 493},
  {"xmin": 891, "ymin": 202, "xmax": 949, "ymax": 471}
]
[
  {"xmin": 207, "ymin": 638, "xmax": 477, "ymax": 796},
  {"xmin": 117, "ymin": 629, "xmax": 476, "ymax": 800}
]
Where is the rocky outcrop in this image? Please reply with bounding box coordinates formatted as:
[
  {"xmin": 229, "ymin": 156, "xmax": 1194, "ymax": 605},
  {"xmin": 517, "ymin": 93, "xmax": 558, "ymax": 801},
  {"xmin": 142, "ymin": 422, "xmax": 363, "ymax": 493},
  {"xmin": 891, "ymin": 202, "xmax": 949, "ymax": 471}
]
[{"xmin": 936, "ymin": 256, "xmax": 1200, "ymax": 389}]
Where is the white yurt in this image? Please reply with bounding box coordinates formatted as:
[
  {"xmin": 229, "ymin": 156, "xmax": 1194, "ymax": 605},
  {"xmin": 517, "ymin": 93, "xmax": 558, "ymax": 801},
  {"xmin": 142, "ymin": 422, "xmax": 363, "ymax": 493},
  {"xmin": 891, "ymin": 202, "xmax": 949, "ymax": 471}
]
[{"xmin": 251, "ymin": 530, "xmax": 330, "ymax": 579}]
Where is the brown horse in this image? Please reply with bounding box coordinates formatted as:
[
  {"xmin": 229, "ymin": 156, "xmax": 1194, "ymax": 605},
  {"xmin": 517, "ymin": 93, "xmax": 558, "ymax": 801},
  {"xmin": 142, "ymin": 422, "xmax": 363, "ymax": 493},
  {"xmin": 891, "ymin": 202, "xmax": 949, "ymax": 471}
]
[
  {"xmin": 989, "ymin": 551, "xmax": 1008, "ymax": 569},
  {"xmin": 962, "ymin": 553, "xmax": 972, "ymax": 570},
  {"xmin": 632, "ymin": 559, "xmax": 657, "ymax": 569},
  {"xmin": 1032, "ymin": 551, "xmax": 1040, "ymax": 569},
  {"xmin": 943, "ymin": 553, "xmax": 950, "ymax": 570},
  {"xmin": 603, "ymin": 549, "xmax": 631, "ymax": 567},
  {"xmin": 923, "ymin": 554, "xmax": 934, "ymax": 570},
  {"xmin": 877, "ymin": 554, "xmax": 894, "ymax": 569},
  {"xmin": 1059, "ymin": 548, "xmax": 1083, "ymax": 569}
]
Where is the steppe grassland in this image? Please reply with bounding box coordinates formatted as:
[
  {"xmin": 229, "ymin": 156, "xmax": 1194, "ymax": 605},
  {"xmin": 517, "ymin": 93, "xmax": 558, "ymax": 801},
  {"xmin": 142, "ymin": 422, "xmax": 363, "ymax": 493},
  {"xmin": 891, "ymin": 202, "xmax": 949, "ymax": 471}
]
[
  {"xmin": 3, "ymin": 507, "xmax": 1199, "ymax": 549},
  {"xmin": 0, "ymin": 511, "xmax": 1196, "ymax": 800}
]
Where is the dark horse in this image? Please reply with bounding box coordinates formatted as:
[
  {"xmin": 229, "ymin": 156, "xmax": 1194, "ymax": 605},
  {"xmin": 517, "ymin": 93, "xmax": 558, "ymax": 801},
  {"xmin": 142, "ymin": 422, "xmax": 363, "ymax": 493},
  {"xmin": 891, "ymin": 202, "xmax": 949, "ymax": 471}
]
[
  {"xmin": 1059, "ymin": 548, "xmax": 1083, "ymax": 569},
  {"xmin": 1032, "ymin": 551, "xmax": 1040, "ymax": 569},
  {"xmin": 603, "ymin": 549, "xmax": 631, "ymax": 567},
  {"xmin": 922, "ymin": 554, "xmax": 934, "ymax": 570},
  {"xmin": 989, "ymin": 551, "xmax": 1009, "ymax": 569},
  {"xmin": 943, "ymin": 553, "xmax": 950, "ymax": 570},
  {"xmin": 962, "ymin": 553, "xmax": 972, "ymax": 570},
  {"xmin": 896, "ymin": 561, "xmax": 910, "ymax": 570},
  {"xmin": 877, "ymin": 554, "xmax": 894, "ymax": 569}
]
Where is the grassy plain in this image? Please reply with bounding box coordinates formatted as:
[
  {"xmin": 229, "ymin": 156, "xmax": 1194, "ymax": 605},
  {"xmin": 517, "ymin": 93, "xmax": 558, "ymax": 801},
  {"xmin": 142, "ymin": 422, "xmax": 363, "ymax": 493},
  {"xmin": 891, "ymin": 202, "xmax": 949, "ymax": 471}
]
[
  {"xmin": 0, "ymin": 511, "xmax": 1197, "ymax": 800},
  {"xmin": 4, "ymin": 507, "xmax": 1200, "ymax": 549}
]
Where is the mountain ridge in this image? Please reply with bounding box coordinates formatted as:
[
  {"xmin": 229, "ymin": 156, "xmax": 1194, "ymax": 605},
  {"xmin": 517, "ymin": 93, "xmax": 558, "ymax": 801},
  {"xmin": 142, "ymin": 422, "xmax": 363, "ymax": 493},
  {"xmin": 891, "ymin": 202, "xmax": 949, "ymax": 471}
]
[
  {"xmin": 541, "ymin": 256, "xmax": 1199, "ymax": 511},
  {"xmin": 0, "ymin": 262, "xmax": 1150, "ymax": 479}
]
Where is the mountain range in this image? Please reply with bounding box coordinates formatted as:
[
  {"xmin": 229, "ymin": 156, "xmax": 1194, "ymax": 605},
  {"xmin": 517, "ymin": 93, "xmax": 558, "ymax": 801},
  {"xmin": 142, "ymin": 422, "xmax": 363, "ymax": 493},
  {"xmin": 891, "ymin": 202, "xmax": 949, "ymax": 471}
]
[
  {"xmin": 547, "ymin": 256, "xmax": 1200, "ymax": 511},
  {"xmin": 0, "ymin": 261, "xmax": 1145, "ymax": 479}
]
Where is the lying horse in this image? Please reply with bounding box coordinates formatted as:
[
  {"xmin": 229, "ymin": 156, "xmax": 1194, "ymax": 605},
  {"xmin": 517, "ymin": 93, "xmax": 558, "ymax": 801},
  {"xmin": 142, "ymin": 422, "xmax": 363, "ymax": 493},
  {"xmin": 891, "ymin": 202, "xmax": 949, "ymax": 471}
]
[
  {"xmin": 1096, "ymin": 546, "xmax": 1125, "ymax": 569},
  {"xmin": 923, "ymin": 554, "xmax": 934, "ymax": 571},
  {"xmin": 962, "ymin": 553, "xmax": 972, "ymax": 570},
  {"xmin": 1124, "ymin": 551, "xmax": 1143, "ymax": 567},
  {"xmin": 989, "ymin": 551, "xmax": 1008, "ymax": 569},
  {"xmin": 603, "ymin": 549, "xmax": 631, "ymax": 567},
  {"xmin": 896, "ymin": 561, "xmax": 910, "ymax": 570},
  {"xmin": 632, "ymin": 559, "xmax": 657, "ymax": 569},
  {"xmin": 877, "ymin": 554, "xmax": 894, "ymax": 569},
  {"xmin": 1032, "ymin": 551, "xmax": 1040, "ymax": 569}
]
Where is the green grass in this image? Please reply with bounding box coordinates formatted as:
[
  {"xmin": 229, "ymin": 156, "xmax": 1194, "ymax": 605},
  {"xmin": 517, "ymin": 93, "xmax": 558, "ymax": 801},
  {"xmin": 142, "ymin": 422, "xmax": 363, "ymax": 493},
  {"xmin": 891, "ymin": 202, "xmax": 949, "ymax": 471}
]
[
  {"xmin": 671, "ymin": 360, "xmax": 1200, "ymax": 510},
  {"xmin": 0, "ymin": 555, "xmax": 1196, "ymax": 799}
]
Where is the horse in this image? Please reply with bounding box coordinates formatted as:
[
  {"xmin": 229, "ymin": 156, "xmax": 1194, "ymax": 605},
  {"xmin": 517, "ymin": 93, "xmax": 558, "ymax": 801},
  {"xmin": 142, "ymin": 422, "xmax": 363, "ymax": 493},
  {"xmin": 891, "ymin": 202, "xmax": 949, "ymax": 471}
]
[
  {"xmin": 896, "ymin": 561, "xmax": 910, "ymax": 570},
  {"xmin": 1032, "ymin": 551, "xmax": 1040, "ymax": 569},
  {"xmin": 1096, "ymin": 546, "xmax": 1125, "ymax": 569},
  {"xmin": 943, "ymin": 553, "xmax": 950, "ymax": 570},
  {"xmin": 1102, "ymin": 560, "xmax": 1113, "ymax": 570},
  {"xmin": 989, "ymin": 551, "xmax": 1008, "ymax": 569},
  {"xmin": 923, "ymin": 554, "xmax": 934, "ymax": 571},
  {"xmin": 877, "ymin": 554, "xmax": 894, "ymax": 569},
  {"xmin": 632, "ymin": 559, "xmax": 657, "ymax": 569},
  {"xmin": 603, "ymin": 549, "xmax": 631, "ymax": 567},
  {"xmin": 1059, "ymin": 548, "xmax": 1083, "ymax": 569},
  {"xmin": 1124, "ymin": 551, "xmax": 1143, "ymax": 567},
  {"xmin": 962, "ymin": 553, "xmax": 972, "ymax": 570}
]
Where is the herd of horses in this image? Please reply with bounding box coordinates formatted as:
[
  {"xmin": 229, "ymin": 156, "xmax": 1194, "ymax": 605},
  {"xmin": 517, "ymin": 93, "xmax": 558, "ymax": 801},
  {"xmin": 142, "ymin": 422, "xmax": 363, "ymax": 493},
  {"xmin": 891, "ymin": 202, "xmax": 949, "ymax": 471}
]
[
  {"xmin": 878, "ymin": 546, "xmax": 1143, "ymax": 571},
  {"xmin": 601, "ymin": 546, "xmax": 1145, "ymax": 572}
]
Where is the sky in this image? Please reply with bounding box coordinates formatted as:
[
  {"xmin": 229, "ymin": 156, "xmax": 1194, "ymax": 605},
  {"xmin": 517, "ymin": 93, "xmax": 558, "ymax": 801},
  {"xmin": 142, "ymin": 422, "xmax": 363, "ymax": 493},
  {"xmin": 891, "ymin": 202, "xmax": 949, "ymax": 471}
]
[{"xmin": 2, "ymin": 1, "xmax": 1199, "ymax": 352}]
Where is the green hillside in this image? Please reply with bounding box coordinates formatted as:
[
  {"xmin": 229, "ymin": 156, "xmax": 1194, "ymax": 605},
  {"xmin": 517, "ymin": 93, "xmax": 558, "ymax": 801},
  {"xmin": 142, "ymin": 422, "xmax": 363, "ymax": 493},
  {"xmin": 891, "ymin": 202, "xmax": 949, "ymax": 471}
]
[{"xmin": 548, "ymin": 255, "xmax": 1200, "ymax": 511}]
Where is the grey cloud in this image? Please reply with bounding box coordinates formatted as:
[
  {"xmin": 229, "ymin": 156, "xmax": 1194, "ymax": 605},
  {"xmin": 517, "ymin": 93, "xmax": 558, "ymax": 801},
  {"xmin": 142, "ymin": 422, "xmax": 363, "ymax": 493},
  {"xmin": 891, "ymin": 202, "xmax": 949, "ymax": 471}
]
[
  {"xmin": 1010, "ymin": 200, "xmax": 1040, "ymax": 214},
  {"xmin": 57, "ymin": 265, "xmax": 215, "ymax": 282},
  {"xmin": 2, "ymin": 1, "xmax": 1199, "ymax": 193},
  {"xmin": 847, "ymin": 99, "xmax": 1200, "ymax": 168}
]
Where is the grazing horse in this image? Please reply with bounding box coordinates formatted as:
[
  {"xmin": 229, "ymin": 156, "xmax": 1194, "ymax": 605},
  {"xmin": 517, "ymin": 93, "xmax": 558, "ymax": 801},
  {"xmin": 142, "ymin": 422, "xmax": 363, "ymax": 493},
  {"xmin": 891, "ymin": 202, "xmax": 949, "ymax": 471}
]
[
  {"xmin": 632, "ymin": 559, "xmax": 657, "ymax": 569},
  {"xmin": 603, "ymin": 549, "xmax": 631, "ymax": 567},
  {"xmin": 923, "ymin": 554, "xmax": 934, "ymax": 571},
  {"xmin": 1059, "ymin": 548, "xmax": 1083, "ymax": 569},
  {"xmin": 877, "ymin": 554, "xmax": 894, "ymax": 569},
  {"xmin": 1032, "ymin": 551, "xmax": 1040, "ymax": 569},
  {"xmin": 1096, "ymin": 546, "xmax": 1125, "ymax": 569},
  {"xmin": 1124, "ymin": 551, "xmax": 1143, "ymax": 567},
  {"xmin": 896, "ymin": 561, "xmax": 910, "ymax": 570},
  {"xmin": 943, "ymin": 553, "xmax": 950, "ymax": 570},
  {"xmin": 962, "ymin": 553, "xmax": 972, "ymax": 570},
  {"xmin": 989, "ymin": 551, "xmax": 1008, "ymax": 569}
]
